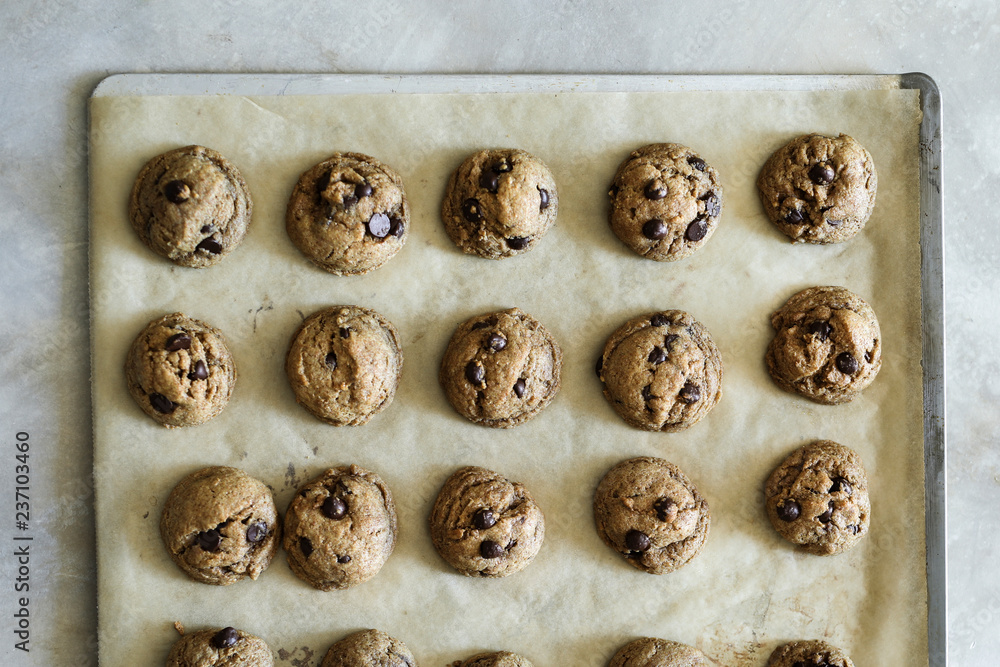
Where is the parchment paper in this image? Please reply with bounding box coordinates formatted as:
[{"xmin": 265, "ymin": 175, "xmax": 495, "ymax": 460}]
[{"xmin": 90, "ymin": 87, "xmax": 925, "ymax": 666}]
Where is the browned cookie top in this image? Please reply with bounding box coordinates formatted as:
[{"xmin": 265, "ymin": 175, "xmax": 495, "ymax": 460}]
[
  {"xmin": 286, "ymin": 152, "xmax": 409, "ymax": 275},
  {"xmin": 766, "ymin": 286, "xmax": 881, "ymax": 405},
  {"xmin": 441, "ymin": 148, "xmax": 558, "ymax": 259},
  {"xmin": 166, "ymin": 627, "xmax": 274, "ymax": 666},
  {"xmin": 608, "ymin": 637, "xmax": 712, "ymax": 666},
  {"xmin": 321, "ymin": 629, "xmax": 416, "ymax": 667},
  {"xmin": 452, "ymin": 651, "xmax": 534, "ymax": 667},
  {"xmin": 757, "ymin": 133, "xmax": 877, "ymax": 244},
  {"xmin": 129, "ymin": 145, "xmax": 252, "ymax": 268},
  {"xmin": 765, "ymin": 440, "xmax": 871, "ymax": 556},
  {"xmin": 609, "ymin": 143, "xmax": 723, "ymax": 261},
  {"xmin": 765, "ymin": 639, "xmax": 855, "ymax": 667}
]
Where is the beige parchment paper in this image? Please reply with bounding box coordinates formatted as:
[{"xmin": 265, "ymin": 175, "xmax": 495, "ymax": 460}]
[{"xmin": 90, "ymin": 87, "xmax": 925, "ymax": 666}]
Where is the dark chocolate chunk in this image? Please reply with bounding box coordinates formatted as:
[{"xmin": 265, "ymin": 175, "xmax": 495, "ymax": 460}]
[
  {"xmin": 389, "ymin": 216, "xmax": 405, "ymax": 237},
  {"xmin": 462, "ymin": 198, "xmax": 482, "ymax": 222},
  {"xmin": 513, "ymin": 378, "xmax": 526, "ymax": 398},
  {"xmin": 830, "ymin": 477, "xmax": 853, "ymax": 496},
  {"xmin": 322, "ymin": 496, "xmax": 347, "ymax": 520},
  {"xmin": 196, "ymin": 238, "xmax": 223, "ymax": 254},
  {"xmin": 625, "ymin": 529, "xmax": 651, "ymax": 552},
  {"xmin": 785, "ymin": 209, "xmax": 805, "ymax": 225},
  {"xmin": 827, "ymin": 219, "xmax": 842, "ymax": 226},
  {"xmin": 479, "ymin": 169, "xmax": 499, "ymax": 193},
  {"xmin": 472, "ymin": 508, "xmax": 496, "ymax": 530},
  {"xmin": 338, "ymin": 554, "xmax": 352, "ymax": 563},
  {"xmin": 653, "ymin": 497, "xmax": 677, "ymax": 522},
  {"xmin": 339, "ymin": 327, "xmax": 351, "ymax": 339},
  {"xmin": 188, "ymin": 360, "xmax": 208, "ymax": 381},
  {"xmin": 493, "ymin": 160, "xmax": 512, "ymax": 173},
  {"xmin": 678, "ymin": 382, "xmax": 701, "ymax": 404},
  {"xmin": 648, "ymin": 347, "xmax": 667, "ymax": 364},
  {"xmin": 149, "ymin": 392, "xmax": 176, "ymax": 414},
  {"xmin": 200, "ymin": 225, "xmax": 213, "ymax": 234},
  {"xmin": 211, "ymin": 627, "xmax": 239, "ymax": 650},
  {"xmin": 538, "ymin": 188, "xmax": 550, "ymax": 210},
  {"xmin": 342, "ymin": 194, "xmax": 358, "ymax": 209},
  {"xmin": 246, "ymin": 522, "xmax": 266, "ymax": 543},
  {"xmin": 663, "ymin": 333, "xmax": 679, "ymax": 350},
  {"xmin": 641, "ymin": 385, "xmax": 653, "ymax": 402},
  {"xmin": 836, "ymin": 352, "xmax": 859, "ymax": 375},
  {"xmin": 465, "ymin": 361, "xmax": 485, "ymax": 386},
  {"xmin": 165, "ymin": 333, "xmax": 192, "ymax": 351},
  {"xmin": 324, "ymin": 352, "xmax": 338, "ymax": 370},
  {"xmin": 480, "ymin": 540, "xmax": 504, "ymax": 559},
  {"xmin": 644, "ymin": 181, "xmax": 668, "ymax": 200},
  {"xmin": 355, "ymin": 182, "xmax": 373, "ymax": 198},
  {"xmin": 506, "ymin": 236, "xmax": 530, "ymax": 250},
  {"xmin": 642, "ymin": 218, "xmax": 668, "ymax": 240},
  {"xmin": 807, "ymin": 321, "xmax": 833, "ymax": 341},
  {"xmin": 701, "ymin": 191, "xmax": 721, "ymax": 217},
  {"xmin": 809, "ymin": 163, "xmax": 835, "ymax": 185},
  {"xmin": 685, "ymin": 218, "xmax": 708, "ymax": 242},
  {"xmin": 197, "ymin": 529, "xmax": 221, "ymax": 552},
  {"xmin": 485, "ymin": 333, "xmax": 507, "ymax": 352},
  {"xmin": 164, "ymin": 180, "xmax": 190, "ymax": 204},
  {"xmin": 650, "ymin": 314, "xmax": 671, "ymax": 327},
  {"xmin": 777, "ymin": 499, "xmax": 801, "ymax": 522},
  {"xmin": 687, "ymin": 156, "xmax": 707, "ymax": 172},
  {"xmin": 367, "ymin": 212, "xmax": 391, "ymax": 238},
  {"xmin": 817, "ymin": 501, "xmax": 834, "ymax": 524},
  {"xmin": 299, "ymin": 536, "xmax": 313, "ymax": 557}
]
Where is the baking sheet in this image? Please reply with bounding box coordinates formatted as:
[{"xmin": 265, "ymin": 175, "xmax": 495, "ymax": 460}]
[{"xmin": 90, "ymin": 76, "xmax": 930, "ymax": 666}]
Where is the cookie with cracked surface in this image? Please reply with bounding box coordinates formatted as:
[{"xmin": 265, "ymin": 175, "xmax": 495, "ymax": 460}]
[
  {"xmin": 765, "ymin": 440, "xmax": 870, "ymax": 556},
  {"xmin": 609, "ymin": 637, "xmax": 711, "ymax": 666},
  {"xmin": 450, "ymin": 651, "xmax": 534, "ymax": 667},
  {"xmin": 757, "ymin": 133, "xmax": 877, "ymax": 244},
  {"xmin": 286, "ymin": 152, "xmax": 409, "ymax": 275},
  {"xmin": 321, "ymin": 629, "xmax": 416, "ymax": 667},
  {"xmin": 609, "ymin": 143, "xmax": 723, "ymax": 261},
  {"xmin": 429, "ymin": 466, "xmax": 545, "ymax": 578},
  {"xmin": 441, "ymin": 148, "xmax": 558, "ymax": 259},
  {"xmin": 597, "ymin": 310, "xmax": 723, "ymax": 432},
  {"xmin": 766, "ymin": 286, "xmax": 881, "ymax": 405},
  {"xmin": 125, "ymin": 312, "xmax": 236, "ymax": 428},
  {"xmin": 129, "ymin": 145, "xmax": 252, "ymax": 268},
  {"xmin": 283, "ymin": 465, "xmax": 397, "ymax": 591},
  {"xmin": 286, "ymin": 305, "xmax": 403, "ymax": 426},
  {"xmin": 159, "ymin": 466, "xmax": 280, "ymax": 586},
  {"xmin": 166, "ymin": 626, "xmax": 274, "ymax": 666},
  {"xmin": 594, "ymin": 457, "xmax": 710, "ymax": 575},
  {"xmin": 439, "ymin": 308, "xmax": 562, "ymax": 428},
  {"xmin": 766, "ymin": 639, "xmax": 855, "ymax": 667}
]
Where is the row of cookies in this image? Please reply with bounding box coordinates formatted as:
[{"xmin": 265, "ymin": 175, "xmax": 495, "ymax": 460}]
[
  {"xmin": 125, "ymin": 285, "xmax": 880, "ymax": 431},
  {"xmin": 165, "ymin": 625, "xmax": 856, "ymax": 667},
  {"xmin": 129, "ymin": 133, "xmax": 877, "ymax": 272}
]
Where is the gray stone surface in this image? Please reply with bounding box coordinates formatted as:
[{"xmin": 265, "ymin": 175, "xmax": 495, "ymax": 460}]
[{"xmin": 0, "ymin": 1, "xmax": 995, "ymax": 665}]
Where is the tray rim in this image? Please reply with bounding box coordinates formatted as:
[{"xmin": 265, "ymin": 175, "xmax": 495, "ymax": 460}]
[{"xmin": 89, "ymin": 72, "xmax": 946, "ymax": 666}]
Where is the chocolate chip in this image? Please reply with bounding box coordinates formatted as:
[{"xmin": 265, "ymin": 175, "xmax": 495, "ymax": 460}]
[
  {"xmin": 196, "ymin": 238, "xmax": 223, "ymax": 254},
  {"xmin": 493, "ymin": 160, "xmax": 512, "ymax": 173},
  {"xmin": 642, "ymin": 218, "xmax": 668, "ymax": 240},
  {"xmin": 324, "ymin": 352, "xmax": 338, "ymax": 370},
  {"xmin": 836, "ymin": 352, "xmax": 859, "ymax": 374},
  {"xmin": 367, "ymin": 212, "xmax": 391, "ymax": 238},
  {"xmin": 465, "ymin": 361, "xmax": 485, "ymax": 386},
  {"xmin": 197, "ymin": 529, "xmax": 221, "ymax": 552},
  {"xmin": 342, "ymin": 194, "xmax": 358, "ymax": 209},
  {"xmin": 480, "ymin": 169, "xmax": 499, "ymax": 193},
  {"xmin": 201, "ymin": 225, "xmax": 213, "ymax": 234},
  {"xmin": 513, "ymin": 379, "xmax": 526, "ymax": 398},
  {"xmin": 653, "ymin": 497, "xmax": 677, "ymax": 522},
  {"xmin": 322, "ymin": 496, "xmax": 347, "ymax": 520},
  {"xmin": 685, "ymin": 218, "xmax": 708, "ymax": 242},
  {"xmin": 339, "ymin": 327, "xmax": 351, "ymax": 338},
  {"xmin": 188, "ymin": 360, "xmax": 209, "ymax": 381},
  {"xmin": 149, "ymin": 393, "xmax": 176, "ymax": 414},
  {"xmin": 809, "ymin": 163, "xmax": 835, "ymax": 185},
  {"xmin": 389, "ymin": 216, "xmax": 405, "ymax": 237},
  {"xmin": 702, "ymin": 192, "xmax": 721, "ymax": 217},
  {"xmin": 807, "ymin": 321, "xmax": 833, "ymax": 341},
  {"xmin": 663, "ymin": 333, "xmax": 679, "ymax": 350},
  {"xmin": 827, "ymin": 219, "xmax": 842, "ymax": 226},
  {"xmin": 538, "ymin": 188, "xmax": 550, "ymax": 211},
  {"xmin": 473, "ymin": 508, "xmax": 496, "ymax": 530},
  {"xmin": 246, "ymin": 523, "xmax": 266, "ymax": 543},
  {"xmin": 355, "ymin": 182, "xmax": 373, "ymax": 198},
  {"xmin": 164, "ymin": 180, "xmax": 190, "ymax": 203},
  {"xmin": 777, "ymin": 499, "xmax": 801, "ymax": 522},
  {"xmin": 165, "ymin": 333, "xmax": 192, "ymax": 351},
  {"xmin": 480, "ymin": 540, "xmax": 504, "ymax": 559},
  {"xmin": 644, "ymin": 181, "xmax": 668, "ymax": 200},
  {"xmin": 462, "ymin": 198, "xmax": 482, "ymax": 222},
  {"xmin": 830, "ymin": 477, "xmax": 853, "ymax": 496},
  {"xmin": 506, "ymin": 236, "xmax": 530, "ymax": 250},
  {"xmin": 785, "ymin": 209, "xmax": 805, "ymax": 225},
  {"xmin": 299, "ymin": 536, "xmax": 313, "ymax": 557},
  {"xmin": 641, "ymin": 385, "xmax": 653, "ymax": 402},
  {"xmin": 678, "ymin": 382, "xmax": 701, "ymax": 404},
  {"xmin": 817, "ymin": 501, "xmax": 834, "ymax": 524},
  {"xmin": 211, "ymin": 627, "xmax": 239, "ymax": 650},
  {"xmin": 625, "ymin": 529, "xmax": 651, "ymax": 552},
  {"xmin": 648, "ymin": 347, "xmax": 667, "ymax": 364},
  {"xmin": 485, "ymin": 333, "xmax": 507, "ymax": 352},
  {"xmin": 338, "ymin": 554, "xmax": 352, "ymax": 563},
  {"xmin": 650, "ymin": 314, "xmax": 671, "ymax": 327},
  {"xmin": 687, "ymin": 156, "xmax": 707, "ymax": 172}
]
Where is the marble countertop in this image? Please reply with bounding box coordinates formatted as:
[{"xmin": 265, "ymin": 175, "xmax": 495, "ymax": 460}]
[{"xmin": 0, "ymin": 2, "xmax": 994, "ymax": 665}]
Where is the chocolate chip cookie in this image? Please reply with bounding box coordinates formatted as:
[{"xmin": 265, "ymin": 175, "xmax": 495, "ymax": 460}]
[
  {"xmin": 757, "ymin": 133, "xmax": 877, "ymax": 244},
  {"xmin": 166, "ymin": 626, "xmax": 273, "ymax": 666},
  {"xmin": 441, "ymin": 148, "xmax": 558, "ymax": 259},
  {"xmin": 125, "ymin": 312, "xmax": 236, "ymax": 428},
  {"xmin": 597, "ymin": 311, "xmax": 723, "ymax": 432},
  {"xmin": 766, "ymin": 286, "xmax": 881, "ymax": 405},
  {"xmin": 451, "ymin": 651, "xmax": 534, "ymax": 667},
  {"xmin": 766, "ymin": 639, "xmax": 855, "ymax": 667},
  {"xmin": 609, "ymin": 143, "xmax": 723, "ymax": 261},
  {"xmin": 321, "ymin": 629, "xmax": 416, "ymax": 667},
  {"xmin": 160, "ymin": 466, "xmax": 280, "ymax": 586},
  {"xmin": 286, "ymin": 152, "xmax": 409, "ymax": 275},
  {"xmin": 429, "ymin": 466, "xmax": 545, "ymax": 578},
  {"xmin": 609, "ymin": 637, "xmax": 711, "ymax": 666},
  {"xmin": 285, "ymin": 305, "xmax": 403, "ymax": 426},
  {"xmin": 129, "ymin": 145, "xmax": 252, "ymax": 268},
  {"xmin": 439, "ymin": 308, "xmax": 562, "ymax": 428},
  {"xmin": 765, "ymin": 440, "xmax": 871, "ymax": 556},
  {"xmin": 594, "ymin": 457, "xmax": 710, "ymax": 575},
  {"xmin": 283, "ymin": 465, "xmax": 397, "ymax": 591}
]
